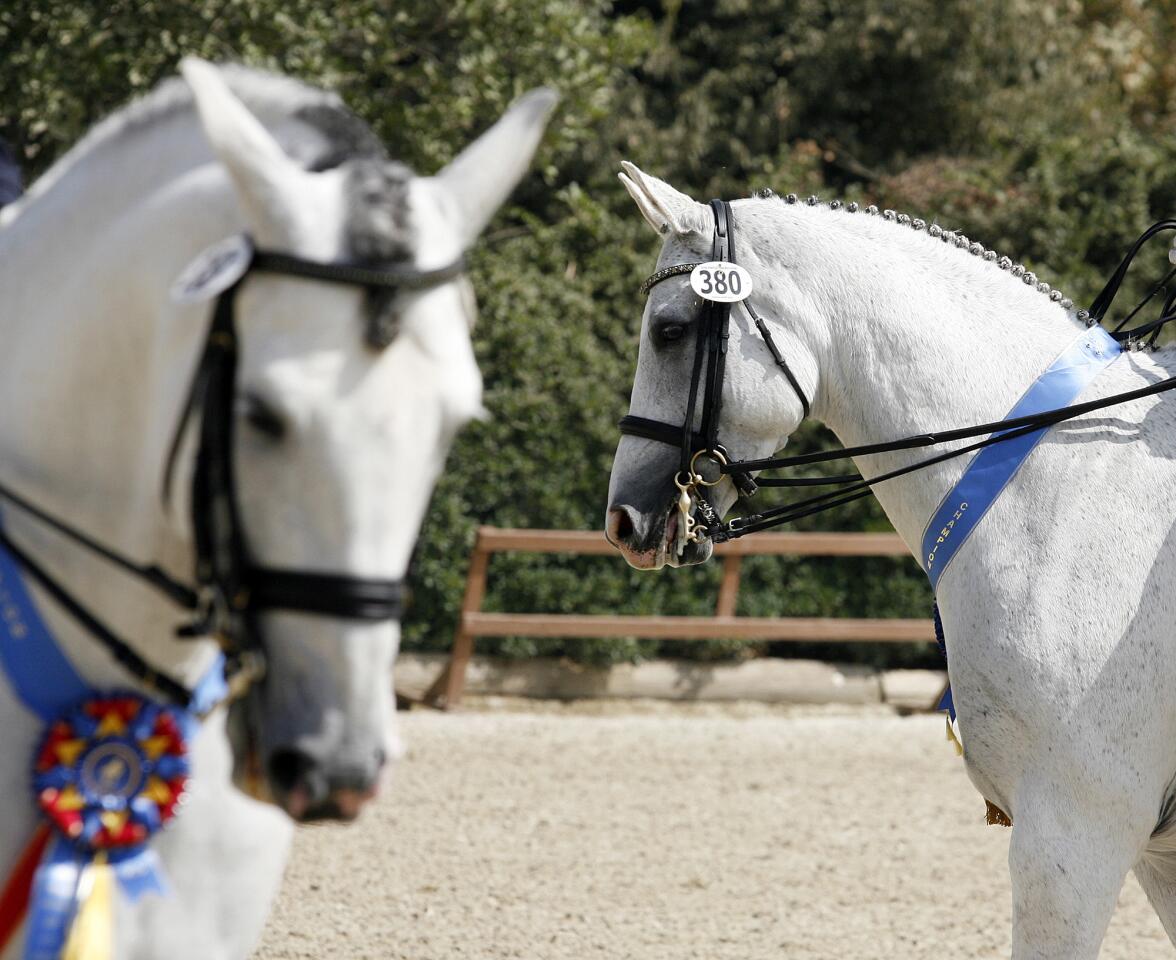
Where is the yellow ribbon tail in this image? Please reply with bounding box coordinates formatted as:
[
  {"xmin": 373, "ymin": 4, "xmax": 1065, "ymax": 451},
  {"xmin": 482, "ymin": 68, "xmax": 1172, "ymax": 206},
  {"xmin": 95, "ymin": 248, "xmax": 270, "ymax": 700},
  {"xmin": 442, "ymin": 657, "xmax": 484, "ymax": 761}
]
[
  {"xmin": 945, "ymin": 714, "xmax": 964, "ymax": 756},
  {"xmin": 62, "ymin": 854, "xmax": 114, "ymax": 960}
]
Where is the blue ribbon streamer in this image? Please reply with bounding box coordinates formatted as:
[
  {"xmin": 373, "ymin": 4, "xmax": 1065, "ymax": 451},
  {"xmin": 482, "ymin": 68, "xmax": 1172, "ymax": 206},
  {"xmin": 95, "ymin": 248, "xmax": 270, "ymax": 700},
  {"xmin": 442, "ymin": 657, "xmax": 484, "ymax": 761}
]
[
  {"xmin": 923, "ymin": 326, "xmax": 1122, "ymax": 722},
  {"xmin": 22, "ymin": 839, "xmax": 83, "ymax": 960},
  {"xmin": 0, "ymin": 513, "xmax": 222, "ymax": 956},
  {"xmin": 20, "ymin": 840, "xmax": 167, "ymax": 960}
]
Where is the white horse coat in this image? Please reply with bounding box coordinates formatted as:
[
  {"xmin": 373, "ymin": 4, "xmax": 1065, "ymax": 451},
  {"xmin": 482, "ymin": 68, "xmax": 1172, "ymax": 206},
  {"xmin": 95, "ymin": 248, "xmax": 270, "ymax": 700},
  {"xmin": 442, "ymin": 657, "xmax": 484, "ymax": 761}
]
[
  {"xmin": 0, "ymin": 61, "xmax": 554, "ymax": 959},
  {"xmin": 607, "ymin": 164, "xmax": 1176, "ymax": 959}
]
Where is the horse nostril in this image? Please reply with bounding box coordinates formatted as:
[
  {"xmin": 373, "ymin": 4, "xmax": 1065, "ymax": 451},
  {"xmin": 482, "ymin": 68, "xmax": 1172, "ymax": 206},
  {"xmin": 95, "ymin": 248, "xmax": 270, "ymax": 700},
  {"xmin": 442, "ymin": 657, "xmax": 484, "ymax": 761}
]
[
  {"xmin": 268, "ymin": 748, "xmax": 316, "ymax": 795},
  {"xmin": 606, "ymin": 505, "xmax": 636, "ymax": 545}
]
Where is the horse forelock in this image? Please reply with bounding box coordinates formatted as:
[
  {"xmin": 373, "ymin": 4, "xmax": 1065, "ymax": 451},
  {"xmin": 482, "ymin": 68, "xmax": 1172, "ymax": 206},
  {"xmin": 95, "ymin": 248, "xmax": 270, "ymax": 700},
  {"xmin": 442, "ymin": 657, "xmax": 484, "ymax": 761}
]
[
  {"xmin": 341, "ymin": 159, "xmax": 418, "ymax": 348},
  {"xmin": 345, "ymin": 159, "xmax": 413, "ymax": 262}
]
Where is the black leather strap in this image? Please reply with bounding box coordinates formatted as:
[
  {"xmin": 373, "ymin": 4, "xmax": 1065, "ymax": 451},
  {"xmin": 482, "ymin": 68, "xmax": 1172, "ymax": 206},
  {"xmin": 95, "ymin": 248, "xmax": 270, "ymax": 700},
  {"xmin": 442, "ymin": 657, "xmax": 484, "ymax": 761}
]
[
  {"xmin": 745, "ymin": 303, "xmax": 810, "ymax": 419},
  {"xmin": 251, "ymin": 250, "xmax": 466, "ymax": 291},
  {"xmin": 617, "ymin": 414, "xmax": 758, "ymax": 497},
  {"xmin": 700, "ymin": 200, "xmax": 733, "ymax": 454},
  {"xmin": 0, "ymin": 528, "xmax": 196, "ymax": 708},
  {"xmin": 246, "ymin": 569, "xmax": 405, "ymax": 621},
  {"xmin": 618, "ymin": 414, "xmax": 705, "ymax": 450},
  {"xmin": 184, "ymin": 260, "xmax": 412, "ymax": 647}
]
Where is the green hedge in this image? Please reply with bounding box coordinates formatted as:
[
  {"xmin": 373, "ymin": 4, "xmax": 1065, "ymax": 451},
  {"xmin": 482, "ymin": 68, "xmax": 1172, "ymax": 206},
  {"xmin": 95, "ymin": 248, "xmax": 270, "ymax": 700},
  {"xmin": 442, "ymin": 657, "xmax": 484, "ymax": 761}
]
[{"xmin": 5, "ymin": 1, "xmax": 1175, "ymax": 667}]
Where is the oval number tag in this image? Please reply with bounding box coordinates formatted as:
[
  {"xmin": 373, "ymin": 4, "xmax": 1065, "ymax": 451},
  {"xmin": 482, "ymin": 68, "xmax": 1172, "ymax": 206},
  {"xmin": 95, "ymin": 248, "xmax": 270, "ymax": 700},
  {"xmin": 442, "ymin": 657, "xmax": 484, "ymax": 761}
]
[
  {"xmin": 170, "ymin": 235, "xmax": 254, "ymax": 305},
  {"xmin": 690, "ymin": 262, "xmax": 753, "ymax": 302}
]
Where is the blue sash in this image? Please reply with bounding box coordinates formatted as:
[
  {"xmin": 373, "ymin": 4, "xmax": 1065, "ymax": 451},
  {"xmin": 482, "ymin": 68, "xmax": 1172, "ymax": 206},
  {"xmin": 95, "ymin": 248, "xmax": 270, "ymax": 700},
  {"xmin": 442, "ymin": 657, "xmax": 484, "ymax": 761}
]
[
  {"xmin": 920, "ymin": 326, "xmax": 1122, "ymax": 588},
  {"xmin": 922, "ymin": 325, "xmax": 1122, "ymax": 720}
]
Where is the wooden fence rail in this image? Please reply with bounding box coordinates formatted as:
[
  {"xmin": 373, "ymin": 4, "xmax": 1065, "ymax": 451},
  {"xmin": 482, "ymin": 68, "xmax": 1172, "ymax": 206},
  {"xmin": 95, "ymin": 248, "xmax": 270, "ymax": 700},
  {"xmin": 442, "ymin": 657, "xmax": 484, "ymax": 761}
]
[{"xmin": 419, "ymin": 527, "xmax": 935, "ymax": 708}]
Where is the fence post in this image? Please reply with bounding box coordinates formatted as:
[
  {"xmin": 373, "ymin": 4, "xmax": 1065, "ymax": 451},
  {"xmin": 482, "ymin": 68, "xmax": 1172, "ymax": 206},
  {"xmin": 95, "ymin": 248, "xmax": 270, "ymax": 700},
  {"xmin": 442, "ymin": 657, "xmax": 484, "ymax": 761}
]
[
  {"xmin": 427, "ymin": 528, "xmax": 490, "ymax": 709},
  {"xmin": 716, "ymin": 553, "xmax": 742, "ymax": 618}
]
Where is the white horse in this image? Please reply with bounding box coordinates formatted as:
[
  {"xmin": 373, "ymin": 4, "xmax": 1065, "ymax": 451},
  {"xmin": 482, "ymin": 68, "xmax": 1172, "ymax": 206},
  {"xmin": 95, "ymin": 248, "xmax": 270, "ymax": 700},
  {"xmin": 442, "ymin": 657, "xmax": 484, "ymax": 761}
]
[
  {"xmin": 0, "ymin": 60, "xmax": 554, "ymax": 958},
  {"xmin": 606, "ymin": 163, "xmax": 1176, "ymax": 959}
]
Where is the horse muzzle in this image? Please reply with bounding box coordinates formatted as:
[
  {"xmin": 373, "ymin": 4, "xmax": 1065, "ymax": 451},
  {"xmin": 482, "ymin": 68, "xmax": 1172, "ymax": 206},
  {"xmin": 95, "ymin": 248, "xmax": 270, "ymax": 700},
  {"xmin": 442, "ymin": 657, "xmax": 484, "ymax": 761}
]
[
  {"xmin": 226, "ymin": 691, "xmax": 387, "ymax": 822},
  {"xmin": 266, "ymin": 746, "xmax": 385, "ymax": 822},
  {"xmin": 605, "ymin": 498, "xmax": 713, "ymax": 569}
]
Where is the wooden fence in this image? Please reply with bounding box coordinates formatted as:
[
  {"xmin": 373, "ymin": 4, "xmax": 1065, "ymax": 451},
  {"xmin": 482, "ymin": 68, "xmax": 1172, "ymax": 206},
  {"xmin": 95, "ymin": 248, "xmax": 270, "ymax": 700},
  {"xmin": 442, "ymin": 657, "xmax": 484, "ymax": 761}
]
[{"xmin": 416, "ymin": 526, "xmax": 936, "ymax": 708}]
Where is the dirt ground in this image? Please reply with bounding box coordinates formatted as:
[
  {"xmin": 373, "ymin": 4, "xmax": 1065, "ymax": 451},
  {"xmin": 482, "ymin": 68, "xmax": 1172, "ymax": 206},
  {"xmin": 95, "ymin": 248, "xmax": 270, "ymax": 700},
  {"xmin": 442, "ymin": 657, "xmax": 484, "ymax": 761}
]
[{"xmin": 253, "ymin": 699, "xmax": 1173, "ymax": 960}]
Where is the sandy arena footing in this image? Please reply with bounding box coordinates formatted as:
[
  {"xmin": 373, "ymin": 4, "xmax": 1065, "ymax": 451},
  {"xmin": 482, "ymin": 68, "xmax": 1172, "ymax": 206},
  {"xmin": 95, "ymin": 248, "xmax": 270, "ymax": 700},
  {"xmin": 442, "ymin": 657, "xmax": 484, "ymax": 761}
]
[{"xmin": 254, "ymin": 699, "xmax": 1171, "ymax": 959}]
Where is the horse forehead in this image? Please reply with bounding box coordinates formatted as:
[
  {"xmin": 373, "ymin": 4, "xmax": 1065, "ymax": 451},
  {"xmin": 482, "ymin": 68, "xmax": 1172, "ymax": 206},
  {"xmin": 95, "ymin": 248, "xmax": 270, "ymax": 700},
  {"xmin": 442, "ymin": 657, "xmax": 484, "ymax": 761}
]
[
  {"xmin": 404, "ymin": 178, "xmax": 463, "ymax": 267},
  {"xmin": 655, "ymin": 234, "xmax": 707, "ymax": 269}
]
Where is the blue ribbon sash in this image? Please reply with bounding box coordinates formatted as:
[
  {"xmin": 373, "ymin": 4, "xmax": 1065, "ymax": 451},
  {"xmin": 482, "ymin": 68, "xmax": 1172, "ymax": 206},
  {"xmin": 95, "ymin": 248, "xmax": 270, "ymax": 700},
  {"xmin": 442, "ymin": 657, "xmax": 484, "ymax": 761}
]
[
  {"xmin": 920, "ymin": 326, "xmax": 1122, "ymax": 589},
  {"xmin": 922, "ymin": 325, "xmax": 1122, "ymax": 722}
]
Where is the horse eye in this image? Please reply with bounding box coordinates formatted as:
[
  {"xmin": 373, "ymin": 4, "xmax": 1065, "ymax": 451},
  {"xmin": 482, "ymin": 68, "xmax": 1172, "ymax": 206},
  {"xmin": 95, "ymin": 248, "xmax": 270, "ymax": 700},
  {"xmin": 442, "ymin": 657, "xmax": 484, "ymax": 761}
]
[
  {"xmin": 239, "ymin": 393, "xmax": 286, "ymax": 440},
  {"xmin": 658, "ymin": 324, "xmax": 686, "ymax": 344}
]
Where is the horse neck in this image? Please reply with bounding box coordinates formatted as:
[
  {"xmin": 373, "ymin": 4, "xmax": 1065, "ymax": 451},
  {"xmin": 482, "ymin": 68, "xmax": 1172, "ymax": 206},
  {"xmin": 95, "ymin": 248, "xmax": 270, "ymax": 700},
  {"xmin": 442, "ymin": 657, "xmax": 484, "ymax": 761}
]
[
  {"xmin": 766, "ymin": 206, "xmax": 1086, "ymax": 548},
  {"xmin": 0, "ymin": 146, "xmax": 245, "ymax": 691}
]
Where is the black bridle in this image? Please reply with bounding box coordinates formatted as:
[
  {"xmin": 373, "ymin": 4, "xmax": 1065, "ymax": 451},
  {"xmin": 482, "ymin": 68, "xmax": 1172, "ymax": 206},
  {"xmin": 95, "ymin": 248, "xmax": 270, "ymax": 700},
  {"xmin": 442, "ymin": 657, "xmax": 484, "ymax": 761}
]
[
  {"xmin": 618, "ymin": 198, "xmax": 811, "ymax": 546},
  {"xmin": 0, "ymin": 239, "xmax": 466, "ymax": 709},
  {"xmin": 620, "ymin": 200, "xmax": 1176, "ymax": 545}
]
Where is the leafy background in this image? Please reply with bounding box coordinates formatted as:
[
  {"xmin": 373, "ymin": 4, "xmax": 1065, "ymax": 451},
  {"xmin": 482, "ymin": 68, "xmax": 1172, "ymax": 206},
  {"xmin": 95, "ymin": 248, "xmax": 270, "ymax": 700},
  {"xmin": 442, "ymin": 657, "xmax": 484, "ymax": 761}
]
[{"xmin": 3, "ymin": 0, "xmax": 1174, "ymax": 668}]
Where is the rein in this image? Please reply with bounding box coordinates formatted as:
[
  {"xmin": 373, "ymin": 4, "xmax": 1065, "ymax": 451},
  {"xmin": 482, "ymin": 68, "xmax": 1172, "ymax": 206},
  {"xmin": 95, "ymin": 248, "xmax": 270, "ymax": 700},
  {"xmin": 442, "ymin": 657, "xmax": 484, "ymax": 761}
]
[
  {"xmin": 620, "ymin": 202, "xmax": 1176, "ymax": 545},
  {"xmin": 0, "ymin": 240, "xmax": 465, "ymax": 708}
]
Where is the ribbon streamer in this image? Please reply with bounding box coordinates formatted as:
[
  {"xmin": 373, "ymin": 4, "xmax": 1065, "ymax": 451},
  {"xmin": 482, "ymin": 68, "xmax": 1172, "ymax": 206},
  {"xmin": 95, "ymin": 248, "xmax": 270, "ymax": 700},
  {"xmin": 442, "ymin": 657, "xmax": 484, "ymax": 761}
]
[{"xmin": 0, "ymin": 513, "xmax": 217, "ymax": 958}]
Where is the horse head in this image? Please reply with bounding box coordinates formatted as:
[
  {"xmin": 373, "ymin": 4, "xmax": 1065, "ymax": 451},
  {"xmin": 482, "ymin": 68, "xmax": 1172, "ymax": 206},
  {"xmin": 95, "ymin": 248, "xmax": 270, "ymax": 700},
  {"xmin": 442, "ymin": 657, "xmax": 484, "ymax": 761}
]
[
  {"xmin": 180, "ymin": 61, "xmax": 556, "ymax": 819},
  {"xmin": 605, "ymin": 163, "xmax": 813, "ymax": 570}
]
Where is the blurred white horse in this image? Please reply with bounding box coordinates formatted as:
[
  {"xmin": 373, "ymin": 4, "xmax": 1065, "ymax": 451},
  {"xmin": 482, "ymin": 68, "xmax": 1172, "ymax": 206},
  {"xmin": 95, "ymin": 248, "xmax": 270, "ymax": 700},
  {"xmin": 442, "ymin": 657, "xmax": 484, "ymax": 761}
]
[
  {"xmin": 0, "ymin": 59, "xmax": 553, "ymax": 958},
  {"xmin": 608, "ymin": 163, "xmax": 1176, "ymax": 959}
]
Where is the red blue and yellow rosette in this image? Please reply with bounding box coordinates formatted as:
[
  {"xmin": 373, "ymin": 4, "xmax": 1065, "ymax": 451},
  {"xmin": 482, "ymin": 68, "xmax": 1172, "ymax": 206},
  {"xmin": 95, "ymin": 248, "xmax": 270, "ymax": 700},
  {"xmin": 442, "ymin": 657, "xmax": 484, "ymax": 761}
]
[
  {"xmin": 18, "ymin": 695, "xmax": 190, "ymax": 960},
  {"xmin": 34, "ymin": 696, "xmax": 189, "ymax": 850}
]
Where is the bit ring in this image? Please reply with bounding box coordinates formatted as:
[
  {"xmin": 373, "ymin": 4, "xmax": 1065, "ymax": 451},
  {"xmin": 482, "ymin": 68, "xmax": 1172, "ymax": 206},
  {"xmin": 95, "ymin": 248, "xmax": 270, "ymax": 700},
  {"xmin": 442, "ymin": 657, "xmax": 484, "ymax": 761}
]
[{"xmin": 689, "ymin": 449, "xmax": 728, "ymax": 487}]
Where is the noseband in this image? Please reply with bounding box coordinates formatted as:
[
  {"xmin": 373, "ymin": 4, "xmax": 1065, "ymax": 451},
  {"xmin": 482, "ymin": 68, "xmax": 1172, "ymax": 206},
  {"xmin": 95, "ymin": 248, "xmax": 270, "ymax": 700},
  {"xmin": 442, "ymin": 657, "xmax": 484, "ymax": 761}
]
[
  {"xmin": 619, "ymin": 201, "xmax": 1176, "ymax": 546},
  {"xmin": 0, "ymin": 240, "xmax": 465, "ymax": 708}
]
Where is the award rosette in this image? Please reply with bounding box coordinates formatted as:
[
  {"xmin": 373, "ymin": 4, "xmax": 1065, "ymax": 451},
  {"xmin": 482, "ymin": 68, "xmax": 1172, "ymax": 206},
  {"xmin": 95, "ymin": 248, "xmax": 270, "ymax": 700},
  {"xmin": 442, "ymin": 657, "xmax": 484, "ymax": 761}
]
[
  {"xmin": 16, "ymin": 695, "xmax": 191, "ymax": 960},
  {"xmin": 34, "ymin": 694, "xmax": 190, "ymax": 850}
]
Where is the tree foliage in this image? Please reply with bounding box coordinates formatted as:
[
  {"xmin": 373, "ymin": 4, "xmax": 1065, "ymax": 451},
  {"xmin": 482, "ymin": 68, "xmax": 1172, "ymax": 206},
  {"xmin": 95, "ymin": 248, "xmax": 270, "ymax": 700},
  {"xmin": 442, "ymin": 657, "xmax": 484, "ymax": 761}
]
[{"xmin": 4, "ymin": 1, "xmax": 1175, "ymax": 667}]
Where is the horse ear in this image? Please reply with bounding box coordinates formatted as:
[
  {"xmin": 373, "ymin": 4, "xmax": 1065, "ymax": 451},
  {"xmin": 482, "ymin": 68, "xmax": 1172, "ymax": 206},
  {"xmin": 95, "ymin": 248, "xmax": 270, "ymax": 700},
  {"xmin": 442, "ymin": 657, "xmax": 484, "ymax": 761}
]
[
  {"xmin": 436, "ymin": 88, "xmax": 559, "ymax": 245},
  {"xmin": 618, "ymin": 161, "xmax": 710, "ymax": 237},
  {"xmin": 181, "ymin": 57, "xmax": 303, "ymax": 244}
]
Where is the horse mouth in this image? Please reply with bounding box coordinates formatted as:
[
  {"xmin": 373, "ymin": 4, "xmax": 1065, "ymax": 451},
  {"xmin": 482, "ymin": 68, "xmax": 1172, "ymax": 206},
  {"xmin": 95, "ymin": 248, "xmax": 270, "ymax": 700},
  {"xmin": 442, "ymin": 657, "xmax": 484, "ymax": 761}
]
[
  {"xmin": 659, "ymin": 499, "xmax": 712, "ymax": 568},
  {"xmin": 607, "ymin": 495, "xmax": 714, "ymax": 570},
  {"xmin": 664, "ymin": 501, "xmax": 713, "ymax": 568}
]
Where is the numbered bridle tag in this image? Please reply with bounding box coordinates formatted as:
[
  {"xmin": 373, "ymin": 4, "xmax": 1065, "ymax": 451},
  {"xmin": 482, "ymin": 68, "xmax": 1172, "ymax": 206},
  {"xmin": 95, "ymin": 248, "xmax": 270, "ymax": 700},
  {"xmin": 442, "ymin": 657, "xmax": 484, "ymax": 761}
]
[{"xmin": 690, "ymin": 262, "xmax": 753, "ymax": 302}]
